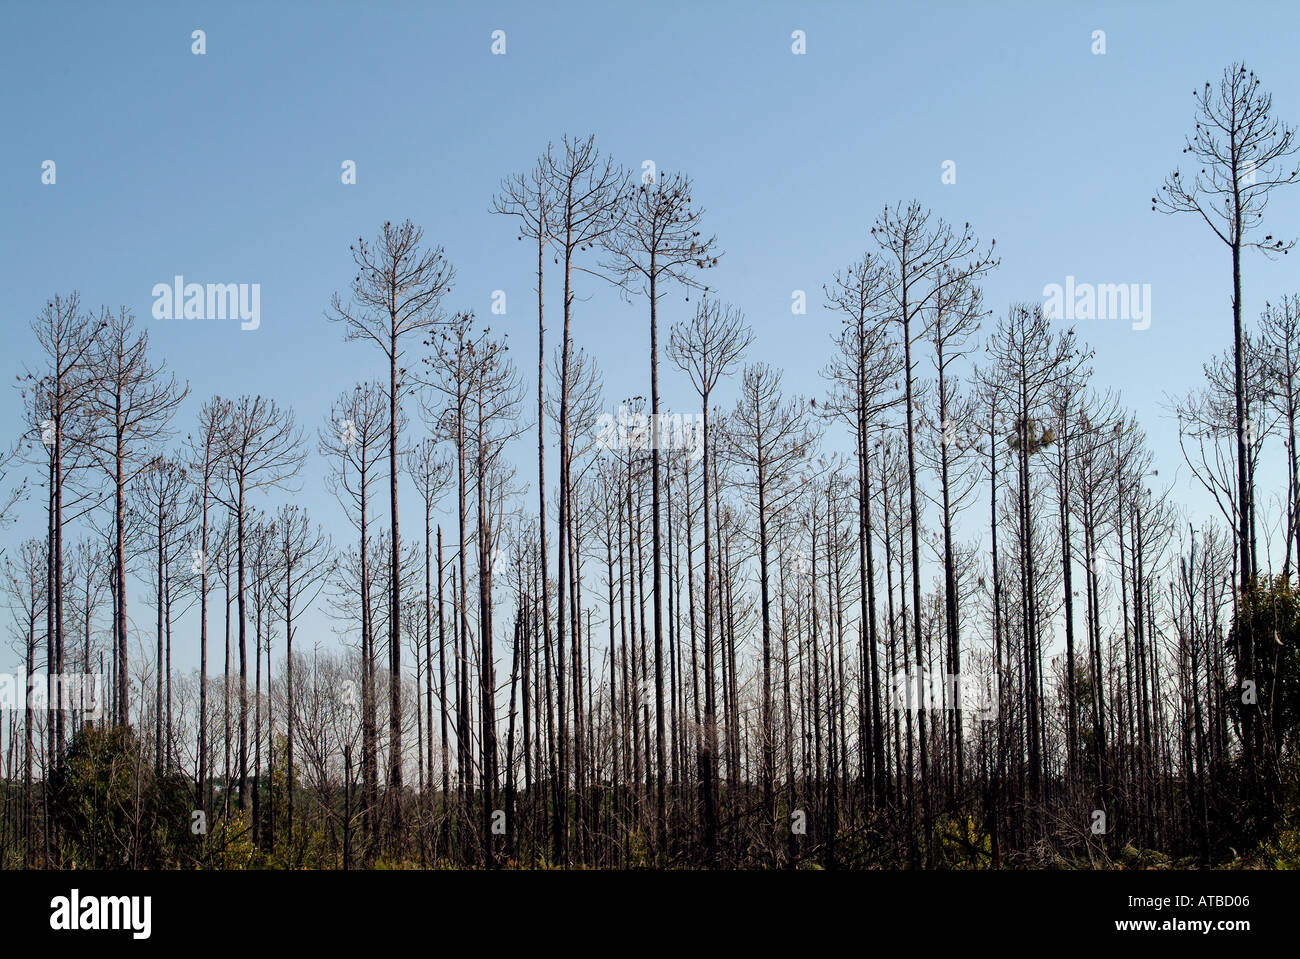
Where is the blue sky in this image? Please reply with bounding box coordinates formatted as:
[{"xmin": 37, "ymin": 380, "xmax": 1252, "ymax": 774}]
[{"xmin": 3, "ymin": 0, "xmax": 1300, "ymax": 675}]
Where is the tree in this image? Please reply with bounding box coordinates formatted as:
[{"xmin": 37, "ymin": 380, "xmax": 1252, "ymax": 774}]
[
  {"xmin": 329, "ymin": 219, "xmax": 456, "ymax": 831},
  {"xmin": 1259, "ymin": 296, "xmax": 1300, "ymax": 573},
  {"xmin": 668, "ymin": 298, "xmax": 752, "ymax": 863},
  {"xmin": 423, "ymin": 314, "xmax": 480, "ymax": 856},
  {"xmin": 603, "ymin": 169, "xmax": 719, "ymax": 851},
  {"xmin": 493, "ymin": 163, "xmax": 557, "ymax": 794},
  {"xmin": 725, "ymin": 362, "xmax": 816, "ymax": 858},
  {"xmin": 538, "ymin": 134, "xmax": 626, "ymax": 862},
  {"xmin": 466, "ymin": 331, "xmax": 524, "ymax": 865},
  {"xmin": 3, "ymin": 539, "xmax": 46, "ymax": 865},
  {"xmin": 919, "ymin": 271, "xmax": 986, "ymax": 795},
  {"xmin": 407, "ymin": 437, "xmax": 453, "ymax": 831},
  {"xmin": 87, "ymin": 308, "xmax": 188, "ymax": 725},
  {"xmin": 272, "ymin": 503, "xmax": 331, "ymax": 851},
  {"xmin": 24, "ymin": 292, "xmax": 102, "ymax": 767},
  {"xmin": 187, "ymin": 397, "xmax": 232, "ymax": 811},
  {"xmin": 987, "ymin": 304, "xmax": 1088, "ymax": 813},
  {"xmin": 319, "ymin": 383, "xmax": 391, "ymax": 849},
  {"xmin": 1155, "ymin": 62, "xmax": 1300, "ymax": 594},
  {"xmin": 212, "ymin": 396, "xmax": 305, "ymax": 810},
  {"xmin": 821, "ymin": 254, "xmax": 902, "ymax": 804},
  {"xmin": 871, "ymin": 202, "xmax": 997, "ymax": 862},
  {"xmin": 127, "ymin": 456, "xmax": 196, "ymax": 773}
]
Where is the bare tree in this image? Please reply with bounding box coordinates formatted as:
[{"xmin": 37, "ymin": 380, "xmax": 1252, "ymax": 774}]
[
  {"xmin": 187, "ymin": 397, "xmax": 232, "ymax": 810},
  {"xmin": 821, "ymin": 254, "xmax": 902, "ymax": 804},
  {"xmin": 493, "ymin": 164, "xmax": 556, "ymax": 789},
  {"xmin": 407, "ymin": 438, "xmax": 453, "ymax": 827},
  {"xmin": 329, "ymin": 219, "xmax": 456, "ymax": 829},
  {"xmin": 23, "ymin": 292, "xmax": 102, "ymax": 765},
  {"xmin": 922, "ymin": 272, "xmax": 987, "ymax": 792},
  {"xmin": 468, "ymin": 332, "xmax": 524, "ymax": 865},
  {"xmin": 1155, "ymin": 62, "xmax": 1300, "ymax": 592},
  {"xmin": 3, "ymin": 540, "xmax": 46, "ymax": 865},
  {"xmin": 212, "ymin": 396, "xmax": 305, "ymax": 811},
  {"xmin": 87, "ymin": 307, "xmax": 188, "ymax": 725},
  {"xmin": 668, "ymin": 298, "xmax": 752, "ymax": 862},
  {"xmin": 986, "ymin": 303, "xmax": 1087, "ymax": 815},
  {"xmin": 871, "ymin": 202, "xmax": 997, "ymax": 862},
  {"xmin": 128, "ymin": 456, "xmax": 196, "ymax": 772},
  {"xmin": 320, "ymin": 383, "xmax": 391, "ymax": 849},
  {"xmin": 273, "ymin": 503, "xmax": 331, "ymax": 852},
  {"xmin": 603, "ymin": 169, "xmax": 718, "ymax": 850},
  {"xmin": 1258, "ymin": 296, "xmax": 1300, "ymax": 572},
  {"xmin": 538, "ymin": 134, "xmax": 626, "ymax": 861},
  {"xmin": 726, "ymin": 362, "xmax": 816, "ymax": 858}
]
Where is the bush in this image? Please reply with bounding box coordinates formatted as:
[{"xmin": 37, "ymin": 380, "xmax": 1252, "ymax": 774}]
[{"xmin": 49, "ymin": 724, "xmax": 198, "ymax": 868}]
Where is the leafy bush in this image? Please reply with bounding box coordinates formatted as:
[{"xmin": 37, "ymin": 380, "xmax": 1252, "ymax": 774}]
[{"xmin": 49, "ymin": 724, "xmax": 198, "ymax": 868}]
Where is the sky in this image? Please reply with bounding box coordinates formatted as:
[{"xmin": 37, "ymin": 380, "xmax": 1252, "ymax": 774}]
[{"xmin": 2, "ymin": 0, "xmax": 1300, "ymax": 678}]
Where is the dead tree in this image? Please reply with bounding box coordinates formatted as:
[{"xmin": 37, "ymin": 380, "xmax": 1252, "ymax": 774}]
[
  {"xmin": 87, "ymin": 307, "xmax": 188, "ymax": 725},
  {"xmin": 329, "ymin": 219, "xmax": 456, "ymax": 831},
  {"xmin": 668, "ymin": 298, "xmax": 752, "ymax": 863},
  {"xmin": 212, "ymin": 396, "xmax": 305, "ymax": 811},
  {"xmin": 187, "ymin": 397, "xmax": 232, "ymax": 811},
  {"xmin": 822, "ymin": 254, "xmax": 902, "ymax": 805},
  {"xmin": 493, "ymin": 163, "xmax": 556, "ymax": 793},
  {"xmin": 273, "ymin": 503, "xmax": 331, "ymax": 851},
  {"xmin": 1258, "ymin": 296, "xmax": 1300, "ymax": 573},
  {"xmin": 539, "ymin": 134, "xmax": 626, "ymax": 864},
  {"xmin": 2, "ymin": 540, "xmax": 46, "ymax": 865},
  {"xmin": 407, "ymin": 438, "xmax": 453, "ymax": 828},
  {"xmin": 319, "ymin": 382, "xmax": 391, "ymax": 847},
  {"xmin": 871, "ymin": 202, "xmax": 997, "ymax": 862},
  {"xmin": 725, "ymin": 363, "xmax": 816, "ymax": 860},
  {"xmin": 24, "ymin": 292, "xmax": 102, "ymax": 764},
  {"xmin": 603, "ymin": 170, "xmax": 719, "ymax": 851},
  {"xmin": 127, "ymin": 456, "xmax": 196, "ymax": 773},
  {"xmin": 1155, "ymin": 62, "xmax": 1299, "ymax": 594}
]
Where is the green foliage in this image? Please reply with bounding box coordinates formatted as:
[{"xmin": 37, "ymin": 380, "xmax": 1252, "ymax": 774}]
[
  {"xmin": 1007, "ymin": 417, "xmax": 1055, "ymax": 456},
  {"xmin": 49, "ymin": 724, "xmax": 198, "ymax": 868},
  {"xmin": 1117, "ymin": 844, "xmax": 1173, "ymax": 870},
  {"xmin": 1254, "ymin": 822, "xmax": 1300, "ymax": 869},
  {"xmin": 1242, "ymin": 767, "xmax": 1300, "ymax": 868},
  {"xmin": 1228, "ymin": 575, "xmax": 1300, "ymax": 760},
  {"xmin": 207, "ymin": 810, "xmax": 270, "ymax": 869},
  {"xmin": 934, "ymin": 813, "xmax": 993, "ymax": 869},
  {"xmin": 625, "ymin": 826, "xmax": 655, "ymax": 868}
]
